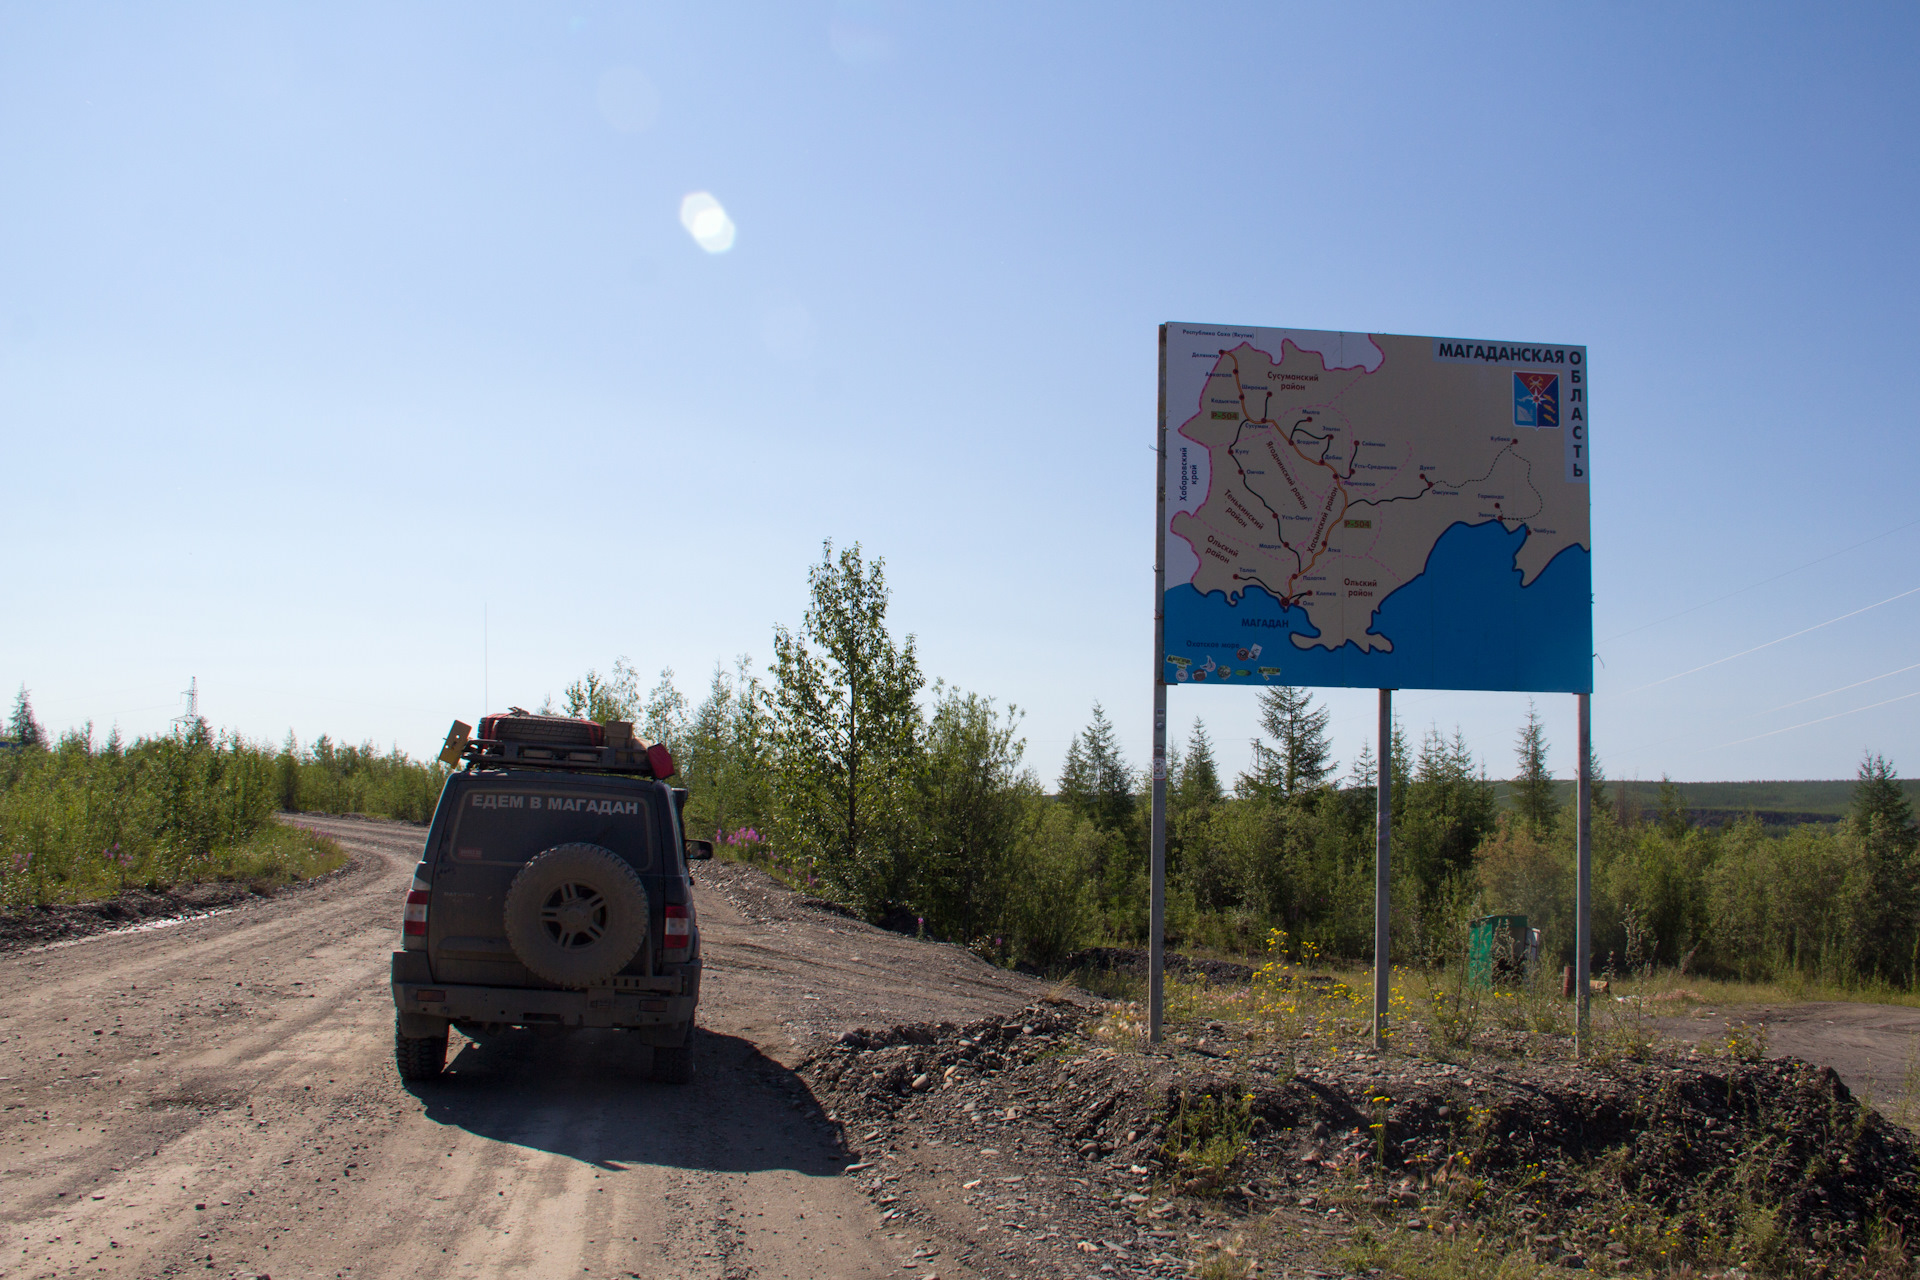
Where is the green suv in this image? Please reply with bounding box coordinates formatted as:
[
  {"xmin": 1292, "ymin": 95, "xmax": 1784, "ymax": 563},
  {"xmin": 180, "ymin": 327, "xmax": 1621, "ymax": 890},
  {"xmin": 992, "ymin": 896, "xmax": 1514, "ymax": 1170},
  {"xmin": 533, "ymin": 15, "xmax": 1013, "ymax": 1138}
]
[{"xmin": 390, "ymin": 714, "xmax": 710, "ymax": 1084}]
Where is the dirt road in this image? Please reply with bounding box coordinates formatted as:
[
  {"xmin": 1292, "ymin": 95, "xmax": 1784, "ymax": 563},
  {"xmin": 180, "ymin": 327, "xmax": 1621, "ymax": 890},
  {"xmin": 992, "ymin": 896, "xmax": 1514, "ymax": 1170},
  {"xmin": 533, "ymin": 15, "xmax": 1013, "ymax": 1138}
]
[
  {"xmin": 0, "ymin": 815, "xmax": 1049, "ymax": 1280},
  {"xmin": 1658, "ymin": 1000, "xmax": 1920, "ymax": 1114}
]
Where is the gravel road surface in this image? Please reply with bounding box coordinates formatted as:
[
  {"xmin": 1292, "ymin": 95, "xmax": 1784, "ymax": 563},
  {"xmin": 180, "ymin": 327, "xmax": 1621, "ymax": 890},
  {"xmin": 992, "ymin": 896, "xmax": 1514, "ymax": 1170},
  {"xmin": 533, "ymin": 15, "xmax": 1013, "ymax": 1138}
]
[
  {"xmin": 0, "ymin": 815, "xmax": 1048, "ymax": 1280},
  {"xmin": 1658, "ymin": 999, "xmax": 1920, "ymax": 1114}
]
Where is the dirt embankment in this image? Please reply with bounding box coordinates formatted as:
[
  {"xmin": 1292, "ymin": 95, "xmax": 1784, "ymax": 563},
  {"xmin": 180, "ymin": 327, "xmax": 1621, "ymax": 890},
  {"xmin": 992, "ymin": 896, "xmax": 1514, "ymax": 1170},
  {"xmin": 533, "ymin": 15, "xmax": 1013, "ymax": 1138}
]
[
  {"xmin": 803, "ymin": 1005, "xmax": 1920, "ymax": 1279},
  {"xmin": 0, "ymin": 880, "xmax": 279, "ymax": 951}
]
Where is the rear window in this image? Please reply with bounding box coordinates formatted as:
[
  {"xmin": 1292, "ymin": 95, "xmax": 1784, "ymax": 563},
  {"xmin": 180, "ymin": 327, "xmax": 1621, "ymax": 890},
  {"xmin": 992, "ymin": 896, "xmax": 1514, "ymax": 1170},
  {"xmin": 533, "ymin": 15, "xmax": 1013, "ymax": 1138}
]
[{"xmin": 447, "ymin": 786, "xmax": 654, "ymax": 869}]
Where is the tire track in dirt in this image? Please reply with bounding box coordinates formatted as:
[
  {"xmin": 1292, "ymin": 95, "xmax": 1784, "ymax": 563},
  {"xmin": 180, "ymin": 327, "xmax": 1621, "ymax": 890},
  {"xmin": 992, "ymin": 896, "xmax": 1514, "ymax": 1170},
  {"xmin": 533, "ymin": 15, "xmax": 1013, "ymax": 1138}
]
[{"xmin": 0, "ymin": 814, "xmax": 1050, "ymax": 1279}]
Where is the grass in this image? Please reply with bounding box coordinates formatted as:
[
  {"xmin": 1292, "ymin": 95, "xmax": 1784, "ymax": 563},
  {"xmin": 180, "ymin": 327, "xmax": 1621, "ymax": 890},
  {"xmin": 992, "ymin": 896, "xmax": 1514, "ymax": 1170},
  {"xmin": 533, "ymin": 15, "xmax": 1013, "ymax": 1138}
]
[
  {"xmin": 1323, "ymin": 1080, "xmax": 1917, "ymax": 1279},
  {"xmin": 711, "ymin": 837, "xmax": 821, "ymax": 896},
  {"xmin": 199, "ymin": 820, "xmax": 349, "ymax": 892},
  {"xmin": 1, "ymin": 818, "xmax": 346, "ymax": 909},
  {"xmin": 1338, "ymin": 1224, "xmax": 1565, "ymax": 1280},
  {"xmin": 1073, "ymin": 945, "xmax": 1920, "ymax": 1057},
  {"xmin": 1212, "ymin": 1053, "xmax": 1915, "ymax": 1280},
  {"xmin": 1187, "ymin": 1236, "xmax": 1261, "ymax": 1280},
  {"xmin": 1070, "ymin": 928, "xmax": 1920, "ymax": 1280},
  {"xmin": 2, "ymin": 726, "xmax": 280, "ymax": 908},
  {"xmin": 1617, "ymin": 965, "xmax": 1920, "ymax": 1012},
  {"xmin": 1160, "ymin": 1087, "xmax": 1258, "ymax": 1195},
  {"xmin": 1065, "ymin": 964, "xmax": 1145, "ymax": 1003}
]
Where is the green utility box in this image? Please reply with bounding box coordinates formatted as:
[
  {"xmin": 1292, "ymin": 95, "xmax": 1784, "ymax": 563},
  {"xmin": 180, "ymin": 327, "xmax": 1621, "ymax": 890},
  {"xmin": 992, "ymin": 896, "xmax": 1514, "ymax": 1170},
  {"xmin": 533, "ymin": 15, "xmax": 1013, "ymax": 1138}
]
[{"xmin": 1468, "ymin": 914, "xmax": 1530, "ymax": 989}]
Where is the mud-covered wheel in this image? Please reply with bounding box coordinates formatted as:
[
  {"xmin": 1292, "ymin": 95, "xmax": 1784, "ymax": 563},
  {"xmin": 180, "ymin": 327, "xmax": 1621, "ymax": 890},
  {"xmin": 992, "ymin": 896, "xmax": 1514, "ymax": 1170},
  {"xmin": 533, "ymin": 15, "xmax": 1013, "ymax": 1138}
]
[
  {"xmin": 395, "ymin": 1020, "xmax": 448, "ymax": 1082},
  {"xmin": 651, "ymin": 1023, "xmax": 695, "ymax": 1085},
  {"xmin": 503, "ymin": 843, "xmax": 649, "ymax": 988}
]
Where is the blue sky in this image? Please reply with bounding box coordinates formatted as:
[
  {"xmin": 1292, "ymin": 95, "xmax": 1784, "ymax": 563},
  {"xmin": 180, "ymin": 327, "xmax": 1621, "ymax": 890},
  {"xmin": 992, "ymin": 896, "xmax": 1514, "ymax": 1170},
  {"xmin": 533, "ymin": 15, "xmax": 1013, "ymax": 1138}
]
[{"xmin": 3, "ymin": 2, "xmax": 1916, "ymax": 789}]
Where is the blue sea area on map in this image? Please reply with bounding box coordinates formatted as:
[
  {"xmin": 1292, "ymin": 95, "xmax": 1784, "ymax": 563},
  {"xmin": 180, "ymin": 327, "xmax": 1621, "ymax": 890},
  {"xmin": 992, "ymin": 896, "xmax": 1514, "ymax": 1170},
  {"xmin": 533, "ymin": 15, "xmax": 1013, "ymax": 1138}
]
[{"xmin": 1164, "ymin": 520, "xmax": 1592, "ymax": 693}]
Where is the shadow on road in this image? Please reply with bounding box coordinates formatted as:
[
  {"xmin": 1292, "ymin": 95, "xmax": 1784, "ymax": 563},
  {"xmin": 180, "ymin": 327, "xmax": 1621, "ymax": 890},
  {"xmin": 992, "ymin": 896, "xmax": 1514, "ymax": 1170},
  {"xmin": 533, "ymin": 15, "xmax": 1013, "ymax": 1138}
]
[{"xmin": 407, "ymin": 1026, "xmax": 851, "ymax": 1175}]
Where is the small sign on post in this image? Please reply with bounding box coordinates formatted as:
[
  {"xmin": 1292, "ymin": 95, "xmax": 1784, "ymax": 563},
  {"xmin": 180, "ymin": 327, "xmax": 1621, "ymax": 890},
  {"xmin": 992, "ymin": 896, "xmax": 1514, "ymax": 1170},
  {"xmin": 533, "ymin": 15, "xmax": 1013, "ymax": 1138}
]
[{"xmin": 437, "ymin": 720, "xmax": 472, "ymax": 767}]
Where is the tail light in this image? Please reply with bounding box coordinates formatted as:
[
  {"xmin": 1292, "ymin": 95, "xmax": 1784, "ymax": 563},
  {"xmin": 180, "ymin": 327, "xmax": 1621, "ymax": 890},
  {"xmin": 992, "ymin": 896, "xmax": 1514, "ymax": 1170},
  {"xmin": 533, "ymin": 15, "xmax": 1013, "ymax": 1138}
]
[
  {"xmin": 663, "ymin": 902, "xmax": 692, "ymax": 957},
  {"xmin": 403, "ymin": 889, "xmax": 430, "ymax": 938}
]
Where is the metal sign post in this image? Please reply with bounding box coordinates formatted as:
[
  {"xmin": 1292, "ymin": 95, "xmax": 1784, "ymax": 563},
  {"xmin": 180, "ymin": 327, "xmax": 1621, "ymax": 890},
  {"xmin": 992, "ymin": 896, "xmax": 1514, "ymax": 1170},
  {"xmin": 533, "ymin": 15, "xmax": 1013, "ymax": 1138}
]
[
  {"xmin": 1373, "ymin": 689, "xmax": 1393, "ymax": 1050},
  {"xmin": 1575, "ymin": 692, "xmax": 1593, "ymax": 1054},
  {"xmin": 1150, "ymin": 325, "xmax": 1169, "ymax": 1044}
]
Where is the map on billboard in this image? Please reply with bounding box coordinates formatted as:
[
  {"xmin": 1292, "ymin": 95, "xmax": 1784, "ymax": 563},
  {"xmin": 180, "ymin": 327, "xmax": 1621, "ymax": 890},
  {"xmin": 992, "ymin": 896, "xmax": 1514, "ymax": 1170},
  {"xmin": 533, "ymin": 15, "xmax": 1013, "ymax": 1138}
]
[{"xmin": 1162, "ymin": 324, "xmax": 1591, "ymax": 693}]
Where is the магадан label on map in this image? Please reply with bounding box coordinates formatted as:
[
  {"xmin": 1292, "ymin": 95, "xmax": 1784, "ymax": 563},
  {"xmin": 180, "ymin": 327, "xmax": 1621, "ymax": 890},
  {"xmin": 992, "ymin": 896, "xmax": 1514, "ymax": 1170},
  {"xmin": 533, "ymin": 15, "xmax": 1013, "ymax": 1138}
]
[{"xmin": 1162, "ymin": 324, "xmax": 1591, "ymax": 693}]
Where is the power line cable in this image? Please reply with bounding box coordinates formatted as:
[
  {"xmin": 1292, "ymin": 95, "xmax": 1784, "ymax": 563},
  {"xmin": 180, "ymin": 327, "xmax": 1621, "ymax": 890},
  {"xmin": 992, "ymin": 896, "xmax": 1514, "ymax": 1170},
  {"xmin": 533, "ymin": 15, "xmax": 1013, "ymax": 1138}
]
[
  {"xmin": 1764, "ymin": 661, "xmax": 1920, "ymax": 714},
  {"xmin": 1622, "ymin": 585, "xmax": 1920, "ymax": 694},
  {"xmin": 1299, "ymin": 522, "xmax": 1920, "ymax": 712},
  {"xmin": 1599, "ymin": 516, "xmax": 1920, "ymax": 645},
  {"xmin": 1615, "ymin": 657, "xmax": 1920, "ymax": 758},
  {"xmin": 1711, "ymin": 688, "xmax": 1920, "ymax": 749},
  {"xmin": 1380, "ymin": 523, "xmax": 1920, "ymax": 711}
]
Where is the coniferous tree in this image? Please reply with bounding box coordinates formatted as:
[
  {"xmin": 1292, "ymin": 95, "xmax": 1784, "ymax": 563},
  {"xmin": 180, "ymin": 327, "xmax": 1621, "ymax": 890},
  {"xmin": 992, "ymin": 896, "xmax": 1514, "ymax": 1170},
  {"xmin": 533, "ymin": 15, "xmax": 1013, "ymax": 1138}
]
[
  {"xmin": 1583, "ymin": 746, "xmax": 1609, "ymax": 822},
  {"xmin": 1511, "ymin": 700, "xmax": 1558, "ymax": 832},
  {"xmin": 1171, "ymin": 719, "xmax": 1222, "ymax": 814},
  {"xmin": 1164, "ymin": 720, "xmax": 1221, "ymax": 911},
  {"xmin": 1400, "ymin": 727, "xmax": 1497, "ymax": 897},
  {"xmin": 1058, "ymin": 703, "xmax": 1135, "ymax": 835},
  {"xmin": 1347, "ymin": 738, "xmax": 1378, "ymax": 790},
  {"xmin": 1058, "ymin": 702, "xmax": 1141, "ymax": 935},
  {"xmin": 277, "ymin": 731, "xmax": 301, "ymax": 812},
  {"xmin": 1389, "ymin": 713, "xmax": 1413, "ymax": 817},
  {"xmin": 1852, "ymin": 753, "xmax": 1919, "ymax": 980},
  {"xmin": 8, "ymin": 686, "xmax": 45, "ymax": 750},
  {"xmin": 1240, "ymin": 685, "xmax": 1335, "ymax": 802},
  {"xmin": 1853, "ymin": 753, "xmax": 1918, "ymax": 845},
  {"xmin": 1655, "ymin": 776, "xmax": 1689, "ymax": 840}
]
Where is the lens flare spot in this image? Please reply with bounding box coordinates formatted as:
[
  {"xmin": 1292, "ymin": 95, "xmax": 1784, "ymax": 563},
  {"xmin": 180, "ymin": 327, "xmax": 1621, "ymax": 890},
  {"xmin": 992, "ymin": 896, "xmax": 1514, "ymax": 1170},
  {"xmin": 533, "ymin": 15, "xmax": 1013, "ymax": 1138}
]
[{"xmin": 679, "ymin": 192, "xmax": 736, "ymax": 254}]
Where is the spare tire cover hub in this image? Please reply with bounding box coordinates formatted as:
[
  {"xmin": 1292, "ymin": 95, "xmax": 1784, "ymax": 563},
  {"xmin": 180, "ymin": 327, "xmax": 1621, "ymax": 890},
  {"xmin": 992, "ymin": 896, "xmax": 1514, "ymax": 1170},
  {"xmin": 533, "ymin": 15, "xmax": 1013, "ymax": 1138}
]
[
  {"xmin": 503, "ymin": 843, "xmax": 649, "ymax": 988},
  {"xmin": 543, "ymin": 883, "xmax": 607, "ymax": 947}
]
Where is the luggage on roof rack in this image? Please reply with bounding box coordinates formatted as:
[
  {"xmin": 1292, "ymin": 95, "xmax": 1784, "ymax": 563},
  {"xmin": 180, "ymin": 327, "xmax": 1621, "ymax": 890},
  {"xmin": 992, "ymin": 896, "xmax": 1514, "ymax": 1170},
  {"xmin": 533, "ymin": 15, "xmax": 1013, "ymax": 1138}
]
[
  {"xmin": 440, "ymin": 713, "xmax": 675, "ymax": 778},
  {"xmin": 478, "ymin": 712, "xmax": 605, "ymax": 748}
]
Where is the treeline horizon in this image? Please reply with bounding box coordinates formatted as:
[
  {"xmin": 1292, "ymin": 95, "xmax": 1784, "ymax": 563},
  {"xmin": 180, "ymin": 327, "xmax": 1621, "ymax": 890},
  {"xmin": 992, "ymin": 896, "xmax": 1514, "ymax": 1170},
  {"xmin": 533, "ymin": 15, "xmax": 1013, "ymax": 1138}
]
[
  {"xmin": 5, "ymin": 683, "xmax": 1903, "ymax": 814},
  {"xmin": 6, "ymin": 543, "xmax": 1918, "ymax": 993}
]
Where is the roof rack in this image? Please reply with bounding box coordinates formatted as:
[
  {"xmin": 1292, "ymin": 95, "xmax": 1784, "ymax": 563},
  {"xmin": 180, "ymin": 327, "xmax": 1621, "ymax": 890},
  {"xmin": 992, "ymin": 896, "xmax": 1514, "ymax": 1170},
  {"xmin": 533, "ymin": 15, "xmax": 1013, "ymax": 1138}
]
[
  {"xmin": 464, "ymin": 740, "xmax": 675, "ymax": 771},
  {"xmin": 462, "ymin": 740, "xmax": 675, "ymax": 782},
  {"xmin": 455, "ymin": 737, "xmax": 675, "ymax": 778}
]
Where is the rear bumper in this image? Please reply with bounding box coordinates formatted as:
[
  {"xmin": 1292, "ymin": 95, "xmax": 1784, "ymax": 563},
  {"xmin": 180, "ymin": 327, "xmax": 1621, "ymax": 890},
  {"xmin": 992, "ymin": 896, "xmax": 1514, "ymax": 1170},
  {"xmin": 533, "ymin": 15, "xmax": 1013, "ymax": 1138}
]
[{"xmin": 390, "ymin": 952, "xmax": 699, "ymax": 1031}]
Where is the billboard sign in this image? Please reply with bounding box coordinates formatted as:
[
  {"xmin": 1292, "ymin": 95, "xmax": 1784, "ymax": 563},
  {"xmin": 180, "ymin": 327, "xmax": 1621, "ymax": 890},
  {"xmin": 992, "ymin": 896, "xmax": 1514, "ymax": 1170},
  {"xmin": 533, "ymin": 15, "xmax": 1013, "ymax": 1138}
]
[{"xmin": 1161, "ymin": 323, "xmax": 1591, "ymax": 693}]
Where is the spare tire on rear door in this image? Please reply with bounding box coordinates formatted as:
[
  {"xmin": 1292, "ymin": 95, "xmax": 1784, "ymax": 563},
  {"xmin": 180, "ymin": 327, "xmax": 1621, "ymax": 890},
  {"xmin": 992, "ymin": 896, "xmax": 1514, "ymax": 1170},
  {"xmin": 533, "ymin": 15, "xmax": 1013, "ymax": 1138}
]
[{"xmin": 502, "ymin": 843, "xmax": 650, "ymax": 988}]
